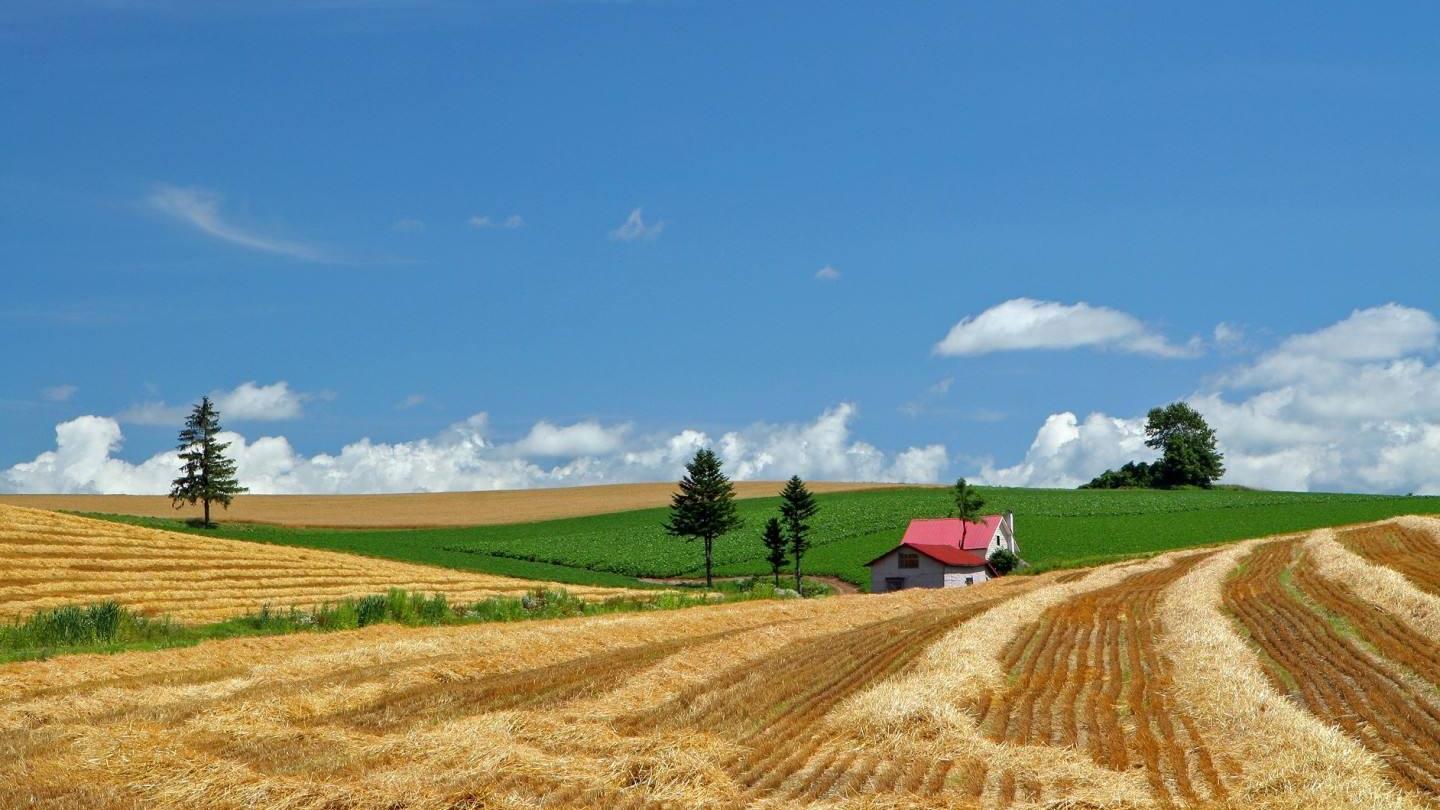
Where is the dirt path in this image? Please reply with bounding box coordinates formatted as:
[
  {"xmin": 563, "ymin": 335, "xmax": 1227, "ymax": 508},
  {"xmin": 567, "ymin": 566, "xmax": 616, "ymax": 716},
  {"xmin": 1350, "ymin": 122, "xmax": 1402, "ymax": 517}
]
[{"xmin": 637, "ymin": 575, "xmax": 861, "ymax": 594}]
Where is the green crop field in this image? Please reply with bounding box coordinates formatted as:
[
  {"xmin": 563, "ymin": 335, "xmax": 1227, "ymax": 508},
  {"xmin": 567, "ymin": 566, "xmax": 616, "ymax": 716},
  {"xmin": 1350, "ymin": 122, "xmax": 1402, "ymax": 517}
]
[{"xmin": 82, "ymin": 486, "xmax": 1440, "ymax": 590}]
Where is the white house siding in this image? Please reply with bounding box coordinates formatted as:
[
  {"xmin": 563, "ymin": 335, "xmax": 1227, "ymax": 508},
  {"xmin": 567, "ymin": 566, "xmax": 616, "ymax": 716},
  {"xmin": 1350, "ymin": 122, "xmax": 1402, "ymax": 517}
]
[
  {"xmin": 985, "ymin": 513, "xmax": 1019, "ymax": 557},
  {"xmin": 943, "ymin": 567, "xmax": 991, "ymax": 588},
  {"xmin": 868, "ymin": 549, "xmax": 946, "ymax": 591}
]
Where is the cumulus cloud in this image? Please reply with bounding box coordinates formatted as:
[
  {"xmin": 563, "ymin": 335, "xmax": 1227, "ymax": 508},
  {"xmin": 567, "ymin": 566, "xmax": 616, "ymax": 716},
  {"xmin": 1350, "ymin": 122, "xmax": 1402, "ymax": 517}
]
[
  {"xmin": 0, "ymin": 416, "xmax": 178, "ymax": 495},
  {"xmin": 148, "ymin": 184, "xmax": 332, "ymax": 262},
  {"xmin": 815, "ymin": 265, "xmax": 841, "ymax": 281},
  {"xmin": 469, "ymin": 214, "xmax": 524, "ymax": 230},
  {"xmin": 981, "ymin": 303, "xmax": 1440, "ymax": 494},
  {"xmin": 41, "ymin": 385, "xmax": 77, "ymax": 402},
  {"xmin": 510, "ymin": 420, "xmax": 629, "ymax": 457},
  {"xmin": 2, "ymin": 403, "xmax": 948, "ymax": 495},
  {"xmin": 978, "ymin": 412, "xmax": 1150, "ymax": 489},
  {"xmin": 935, "ymin": 298, "xmax": 1199, "ymax": 358},
  {"xmin": 118, "ymin": 381, "xmax": 310, "ymax": 425},
  {"xmin": 608, "ymin": 208, "xmax": 664, "ymax": 242}
]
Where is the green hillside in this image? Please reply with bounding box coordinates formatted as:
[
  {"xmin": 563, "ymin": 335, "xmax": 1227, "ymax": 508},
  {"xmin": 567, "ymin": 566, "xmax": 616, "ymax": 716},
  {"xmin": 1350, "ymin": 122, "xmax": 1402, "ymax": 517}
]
[{"xmin": 83, "ymin": 487, "xmax": 1440, "ymax": 590}]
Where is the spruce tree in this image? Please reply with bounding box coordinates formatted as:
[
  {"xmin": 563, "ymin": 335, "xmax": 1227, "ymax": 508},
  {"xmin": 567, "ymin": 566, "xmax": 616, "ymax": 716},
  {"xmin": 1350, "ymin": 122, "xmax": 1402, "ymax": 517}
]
[
  {"xmin": 663, "ymin": 448, "xmax": 743, "ymax": 589},
  {"xmin": 779, "ymin": 475, "xmax": 819, "ymax": 593},
  {"xmin": 952, "ymin": 477, "xmax": 986, "ymax": 546},
  {"xmin": 761, "ymin": 516, "xmax": 788, "ymax": 587},
  {"xmin": 169, "ymin": 396, "xmax": 248, "ymax": 527}
]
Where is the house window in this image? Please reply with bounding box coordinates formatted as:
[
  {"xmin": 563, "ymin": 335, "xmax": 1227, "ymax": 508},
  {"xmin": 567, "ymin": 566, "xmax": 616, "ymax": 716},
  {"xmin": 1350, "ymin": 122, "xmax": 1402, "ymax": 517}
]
[
  {"xmin": 965, "ymin": 576, "xmax": 974, "ymax": 586},
  {"xmin": 898, "ymin": 551, "xmax": 920, "ymax": 569},
  {"xmin": 885, "ymin": 577, "xmax": 906, "ymax": 592}
]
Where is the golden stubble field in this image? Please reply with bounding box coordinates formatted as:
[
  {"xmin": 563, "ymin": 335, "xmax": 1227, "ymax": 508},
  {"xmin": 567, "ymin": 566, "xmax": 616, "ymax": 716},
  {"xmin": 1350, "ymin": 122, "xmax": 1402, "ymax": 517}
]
[
  {"xmin": 0, "ymin": 505, "xmax": 631, "ymax": 623},
  {"xmin": 6, "ymin": 511, "xmax": 1440, "ymax": 808},
  {"xmin": 0, "ymin": 481, "xmax": 909, "ymax": 528}
]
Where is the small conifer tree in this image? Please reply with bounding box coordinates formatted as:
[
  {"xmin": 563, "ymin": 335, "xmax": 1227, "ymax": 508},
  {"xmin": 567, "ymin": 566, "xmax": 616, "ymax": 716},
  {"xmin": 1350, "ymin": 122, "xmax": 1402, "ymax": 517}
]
[
  {"xmin": 779, "ymin": 475, "xmax": 819, "ymax": 592},
  {"xmin": 169, "ymin": 396, "xmax": 248, "ymax": 527},
  {"xmin": 761, "ymin": 517, "xmax": 788, "ymax": 587}
]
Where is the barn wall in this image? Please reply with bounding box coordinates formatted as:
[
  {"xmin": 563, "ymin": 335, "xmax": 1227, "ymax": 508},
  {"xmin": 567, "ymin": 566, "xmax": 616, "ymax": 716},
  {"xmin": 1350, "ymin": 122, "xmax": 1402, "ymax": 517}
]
[
  {"xmin": 869, "ymin": 549, "xmax": 946, "ymax": 592},
  {"xmin": 943, "ymin": 566, "xmax": 990, "ymax": 587}
]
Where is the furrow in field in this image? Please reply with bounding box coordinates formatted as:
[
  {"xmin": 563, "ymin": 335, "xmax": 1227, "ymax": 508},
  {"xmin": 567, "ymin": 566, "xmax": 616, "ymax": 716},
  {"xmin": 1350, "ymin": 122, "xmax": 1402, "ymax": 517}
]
[
  {"xmin": 613, "ymin": 599, "xmax": 1007, "ymax": 802},
  {"xmin": 979, "ymin": 552, "xmax": 1228, "ymax": 807},
  {"xmin": 1226, "ymin": 539, "xmax": 1440, "ymax": 800},
  {"xmin": 1341, "ymin": 523, "xmax": 1440, "ymax": 596}
]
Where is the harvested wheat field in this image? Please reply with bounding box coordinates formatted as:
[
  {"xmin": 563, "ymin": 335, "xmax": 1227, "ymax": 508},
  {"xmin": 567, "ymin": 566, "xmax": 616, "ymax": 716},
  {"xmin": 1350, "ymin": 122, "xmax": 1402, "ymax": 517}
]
[
  {"xmin": 0, "ymin": 505, "xmax": 630, "ymax": 623},
  {"xmin": 9, "ymin": 519, "xmax": 1440, "ymax": 808},
  {"xmin": 0, "ymin": 482, "xmax": 906, "ymax": 528}
]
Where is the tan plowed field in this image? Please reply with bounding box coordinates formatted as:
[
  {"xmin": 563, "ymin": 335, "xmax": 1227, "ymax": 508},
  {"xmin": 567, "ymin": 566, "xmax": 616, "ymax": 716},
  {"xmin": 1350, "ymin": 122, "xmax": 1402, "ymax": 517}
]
[
  {"xmin": 8, "ymin": 512, "xmax": 1440, "ymax": 808},
  {"xmin": 0, "ymin": 481, "xmax": 905, "ymax": 528},
  {"xmin": 0, "ymin": 505, "xmax": 631, "ymax": 623}
]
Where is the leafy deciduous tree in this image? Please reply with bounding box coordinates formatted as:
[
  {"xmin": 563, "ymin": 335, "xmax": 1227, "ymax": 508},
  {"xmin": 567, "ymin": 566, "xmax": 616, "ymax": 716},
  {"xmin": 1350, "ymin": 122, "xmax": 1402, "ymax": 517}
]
[
  {"xmin": 1083, "ymin": 402, "xmax": 1226, "ymax": 489},
  {"xmin": 952, "ymin": 477, "xmax": 986, "ymax": 546},
  {"xmin": 1144, "ymin": 402, "xmax": 1225, "ymax": 488}
]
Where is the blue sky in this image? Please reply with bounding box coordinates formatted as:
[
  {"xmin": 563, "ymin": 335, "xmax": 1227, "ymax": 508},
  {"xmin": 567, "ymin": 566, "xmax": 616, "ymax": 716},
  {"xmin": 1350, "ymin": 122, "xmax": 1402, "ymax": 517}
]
[{"xmin": 5, "ymin": 2, "xmax": 1440, "ymax": 494}]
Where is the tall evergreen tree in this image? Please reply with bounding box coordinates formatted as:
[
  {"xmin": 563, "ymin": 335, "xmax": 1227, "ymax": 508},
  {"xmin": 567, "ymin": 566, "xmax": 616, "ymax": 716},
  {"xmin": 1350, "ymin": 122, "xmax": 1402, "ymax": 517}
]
[
  {"xmin": 952, "ymin": 477, "xmax": 986, "ymax": 546},
  {"xmin": 169, "ymin": 396, "xmax": 248, "ymax": 527},
  {"xmin": 779, "ymin": 475, "xmax": 819, "ymax": 592},
  {"xmin": 761, "ymin": 517, "xmax": 788, "ymax": 587},
  {"xmin": 663, "ymin": 448, "xmax": 743, "ymax": 589}
]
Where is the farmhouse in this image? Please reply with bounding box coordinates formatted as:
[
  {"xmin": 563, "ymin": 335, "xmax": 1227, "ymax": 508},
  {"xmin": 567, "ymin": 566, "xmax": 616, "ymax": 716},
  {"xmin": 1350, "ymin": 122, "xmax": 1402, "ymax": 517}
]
[{"xmin": 866, "ymin": 512, "xmax": 1017, "ymax": 592}]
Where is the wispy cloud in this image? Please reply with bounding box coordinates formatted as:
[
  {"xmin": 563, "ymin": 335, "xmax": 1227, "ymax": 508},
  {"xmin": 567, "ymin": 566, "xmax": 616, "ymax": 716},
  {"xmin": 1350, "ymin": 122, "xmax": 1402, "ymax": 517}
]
[
  {"xmin": 608, "ymin": 208, "xmax": 664, "ymax": 242},
  {"xmin": 148, "ymin": 184, "xmax": 334, "ymax": 262},
  {"xmin": 396, "ymin": 393, "xmax": 427, "ymax": 409},
  {"xmin": 469, "ymin": 214, "xmax": 525, "ymax": 230},
  {"xmin": 814, "ymin": 265, "xmax": 841, "ymax": 281},
  {"xmin": 391, "ymin": 217, "xmax": 425, "ymax": 233},
  {"xmin": 42, "ymin": 385, "xmax": 78, "ymax": 402}
]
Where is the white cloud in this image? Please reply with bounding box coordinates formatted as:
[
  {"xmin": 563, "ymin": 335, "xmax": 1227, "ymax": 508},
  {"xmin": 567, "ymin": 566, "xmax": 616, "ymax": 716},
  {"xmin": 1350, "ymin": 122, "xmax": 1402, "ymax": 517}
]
[
  {"xmin": 117, "ymin": 381, "xmax": 310, "ymax": 425},
  {"xmin": 1226, "ymin": 303, "xmax": 1438, "ymax": 388},
  {"xmin": 977, "ymin": 412, "xmax": 1150, "ymax": 489},
  {"xmin": 218, "ymin": 381, "xmax": 307, "ymax": 421},
  {"xmin": 0, "ymin": 416, "xmax": 178, "ymax": 495},
  {"xmin": 396, "ymin": 394, "xmax": 427, "ymax": 410},
  {"xmin": 934, "ymin": 298, "xmax": 1198, "ymax": 358},
  {"xmin": 41, "ymin": 385, "xmax": 77, "ymax": 402},
  {"xmin": 3, "ymin": 404, "xmax": 949, "ymax": 495},
  {"xmin": 1276, "ymin": 303, "xmax": 1436, "ymax": 362},
  {"xmin": 469, "ymin": 214, "xmax": 525, "ymax": 230},
  {"xmin": 981, "ymin": 304, "xmax": 1440, "ymax": 494},
  {"xmin": 815, "ymin": 265, "xmax": 841, "ymax": 281},
  {"xmin": 148, "ymin": 185, "xmax": 332, "ymax": 262},
  {"xmin": 608, "ymin": 208, "xmax": 664, "ymax": 242},
  {"xmin": 510, "ymin": 420, "xmax": 630, "ymax": 457}
]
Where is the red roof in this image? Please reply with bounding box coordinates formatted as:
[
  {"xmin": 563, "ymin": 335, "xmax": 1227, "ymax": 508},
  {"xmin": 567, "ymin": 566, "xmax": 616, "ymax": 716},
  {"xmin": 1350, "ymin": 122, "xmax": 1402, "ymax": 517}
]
[
  {"xmin": 901, "ymin": 516, "xmax": 1002, "ymax": 551},
  {"xmin": 863, "ymin": 515, "xmax": 1005, "ymax": 570},
  {"xmin": 902, "ymin": 544, "xmax": 991, "ymax": 567}
]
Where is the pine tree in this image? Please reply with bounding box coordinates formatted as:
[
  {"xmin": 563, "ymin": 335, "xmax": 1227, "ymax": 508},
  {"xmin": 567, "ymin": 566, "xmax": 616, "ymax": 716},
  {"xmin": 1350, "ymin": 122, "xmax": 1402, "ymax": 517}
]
[
  {"xmin": 952, "ymin": 477, "xmax": 986, "ymax": 547},
  {"xmin": 779, "ymin": 475, "xmax": 819, "ymax": 593},
  {"xmin": 663, "ymin": 448, "xmax": 743, "ymax": 589},
  {"xmin": 761, "ymin": 517, "xmax": 788, "ymax": 587},
  {"xmin": 169, "ymin": 396, "xmax": 248, "ymax": 527}
]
